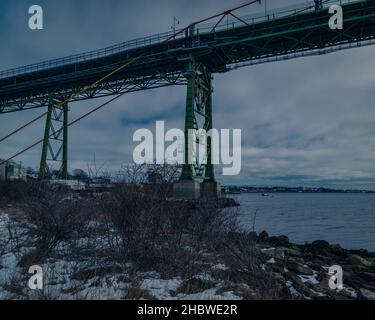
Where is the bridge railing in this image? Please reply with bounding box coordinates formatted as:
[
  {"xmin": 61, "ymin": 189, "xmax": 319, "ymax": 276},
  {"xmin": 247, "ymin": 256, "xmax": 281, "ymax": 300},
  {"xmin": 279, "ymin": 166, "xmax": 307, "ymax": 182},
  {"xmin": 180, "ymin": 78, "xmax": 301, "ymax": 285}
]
[{"xmin": 0, "ymin": 0, "xmax": 360, "ymax": 80}]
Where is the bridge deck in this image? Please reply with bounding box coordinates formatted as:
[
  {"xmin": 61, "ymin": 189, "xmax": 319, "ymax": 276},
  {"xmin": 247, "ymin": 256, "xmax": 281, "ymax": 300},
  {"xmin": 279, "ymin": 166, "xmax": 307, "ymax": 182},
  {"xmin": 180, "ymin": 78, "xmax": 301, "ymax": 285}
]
[{"xmin": 1, "ymin": 0, "xmax": 375, "ymax": 113}]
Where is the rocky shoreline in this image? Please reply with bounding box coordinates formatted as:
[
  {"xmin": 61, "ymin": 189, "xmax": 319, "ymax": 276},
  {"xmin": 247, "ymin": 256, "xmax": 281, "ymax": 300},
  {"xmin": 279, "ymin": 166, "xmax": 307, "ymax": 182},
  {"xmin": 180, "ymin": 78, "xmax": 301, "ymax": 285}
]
[
  {"xmin": 1, "ymin": 195, "xmax": 374, "ymax": 300},
  {"xmin": 253, "ymin": 231, "xmax": 375, "ymax": 300}
]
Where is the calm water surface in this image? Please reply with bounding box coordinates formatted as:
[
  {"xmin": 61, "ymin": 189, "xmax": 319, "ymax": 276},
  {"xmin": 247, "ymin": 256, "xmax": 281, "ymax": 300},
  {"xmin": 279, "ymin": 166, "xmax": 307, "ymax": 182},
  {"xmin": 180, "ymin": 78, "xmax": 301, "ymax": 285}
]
[{"xmin": 233, "ymin": 193, "xmax": 375, "ymax": 251}]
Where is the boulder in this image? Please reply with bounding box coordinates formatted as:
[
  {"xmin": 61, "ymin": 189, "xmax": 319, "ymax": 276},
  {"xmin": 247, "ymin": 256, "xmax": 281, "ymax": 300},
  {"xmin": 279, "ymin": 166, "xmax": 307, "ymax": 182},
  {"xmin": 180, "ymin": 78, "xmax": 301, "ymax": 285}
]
[
  {"xmin": 358, "ymin": 272, "xmax": 375, "ymax": 283},
  {"xmin": 269, "ymin": 235, "xmax": 289, "ymax": 245},
  {"xmin": 360, "ymin": 288, "xmax": 375, "ymax": 300},
  {"xmin": 311, "ymin": 240, "xmax": 330, "ymax": 249},
  {"xmin": 344, "ymin": 272, "xmax": 367, "ymax": 290},
  {"xmin": 328, "ymin": 244, "xmax": 344, "ymax": 256},
  {"xmin": 258, "ymin": 230, "xmax": 269, "ymax": 242},
  {"xmin": 286, "ymin": 260, "xmax": 314, "ymax": 275},
  {"xmin": 348, "ymin": 255, "xmax": 372, "ymax": 268}
]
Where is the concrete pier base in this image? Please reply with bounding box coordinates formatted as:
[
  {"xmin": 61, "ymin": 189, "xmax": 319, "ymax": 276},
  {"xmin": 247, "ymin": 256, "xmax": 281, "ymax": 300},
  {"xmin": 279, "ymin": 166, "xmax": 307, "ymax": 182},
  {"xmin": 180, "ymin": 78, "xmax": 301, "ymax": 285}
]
[
  {"xmin": 201, "ymin": 181, "xmax": 221, "ymax": 199},
  {"xmin": 173, "ymin": 180, "xmax": 222, "ymax": 200},
  {"xmin": 173, "ymin": 180, "xmax": 201, "ymax": 199}
]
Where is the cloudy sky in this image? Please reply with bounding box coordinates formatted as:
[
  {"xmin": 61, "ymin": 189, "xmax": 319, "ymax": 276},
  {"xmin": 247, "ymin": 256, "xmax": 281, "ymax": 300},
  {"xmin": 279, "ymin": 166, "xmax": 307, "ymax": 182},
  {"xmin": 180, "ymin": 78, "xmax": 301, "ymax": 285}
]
[{"xmin": 0, "ymin": 0, "xmax": 375, "ymax": 190}]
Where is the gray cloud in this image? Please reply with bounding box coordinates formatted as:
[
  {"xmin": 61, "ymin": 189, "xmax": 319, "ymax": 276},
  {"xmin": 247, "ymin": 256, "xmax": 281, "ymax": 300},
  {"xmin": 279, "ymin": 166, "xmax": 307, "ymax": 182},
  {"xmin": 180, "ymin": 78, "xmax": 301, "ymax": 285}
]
[{"xmin": 1, "ymin": 0, "xmax": 374, "ymax": 190}]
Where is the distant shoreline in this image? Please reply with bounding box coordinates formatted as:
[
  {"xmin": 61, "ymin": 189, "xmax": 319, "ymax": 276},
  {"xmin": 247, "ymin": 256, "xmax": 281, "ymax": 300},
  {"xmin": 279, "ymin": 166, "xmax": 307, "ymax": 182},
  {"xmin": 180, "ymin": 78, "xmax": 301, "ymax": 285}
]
[{"xmin": 222, "ymin": 187, "xmax": 375, "ymax": 194}]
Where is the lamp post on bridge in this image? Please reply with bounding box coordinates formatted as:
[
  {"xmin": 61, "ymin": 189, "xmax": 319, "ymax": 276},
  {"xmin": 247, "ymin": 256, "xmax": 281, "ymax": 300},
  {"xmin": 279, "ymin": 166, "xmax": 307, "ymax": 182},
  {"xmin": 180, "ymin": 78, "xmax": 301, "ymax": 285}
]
[{"xmin": 314, "ymin": 0, "xmax": 323, "ymax": 11}]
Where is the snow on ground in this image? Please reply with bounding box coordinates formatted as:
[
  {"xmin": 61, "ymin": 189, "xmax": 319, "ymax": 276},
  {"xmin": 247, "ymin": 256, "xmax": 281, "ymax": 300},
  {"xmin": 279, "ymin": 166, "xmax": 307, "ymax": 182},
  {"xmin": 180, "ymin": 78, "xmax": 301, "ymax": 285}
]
[
  {"xmin": 177, "ymin": 288, "xmax": 241, "ymax": 300},
  {"xmin": 299, "ymin": 273, "xmax": 319, "ymax": 285},
  {"xmin": 140, "ymin": 278, "xmax": 182, "ymax": 300}
]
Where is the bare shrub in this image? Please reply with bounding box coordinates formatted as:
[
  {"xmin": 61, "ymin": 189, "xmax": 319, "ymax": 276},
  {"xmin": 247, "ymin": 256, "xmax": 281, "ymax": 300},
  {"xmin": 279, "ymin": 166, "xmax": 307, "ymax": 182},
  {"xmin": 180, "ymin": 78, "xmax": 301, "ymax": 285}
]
[
  {"xmin": 0, "ymin": 180, "xmax": 29, "ymax": 204},
  {"xmin": 99, "ymin": 166, "xmax": 239, "ymax": 279},
  {"xmin": 20, "ymin": 182, "xmax": 90, "ymax": 260},
  {"xmin": 220, "ymin": 232, "xmax": 285, "ymax": 299}
]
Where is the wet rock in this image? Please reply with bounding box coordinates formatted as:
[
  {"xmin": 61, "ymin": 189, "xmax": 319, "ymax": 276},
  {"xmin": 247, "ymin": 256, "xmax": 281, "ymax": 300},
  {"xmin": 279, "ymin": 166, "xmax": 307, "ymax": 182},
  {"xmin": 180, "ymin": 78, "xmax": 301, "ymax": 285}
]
[
  {"xmin": 337, "ymin": 287, "xmax": 357, "ymax": 299},
  {"xmin": 328, "ymin": 244, "xmax": 344, "ymax": 256},
  {"xmin": 344, "ymin": 272, "xmax": 367, "ymax": 290},
  {"xmin": 275, "ymin": 247, "xmax": 301, "ymax": 258},
  {"xmin": 348, "ymin": 255, "xmax": 372, "ymax": 268},
  {"xmin": 258, "ymin": 231, "xmax": 269, "ymax": 242},
  {"xmin": 359, "ymin": 288, "xmax": 375, "ymax": 300},
  {"xmin": 311, "ymin": 240, "xmax": 330, "ymax": 249},
  {"xmin": 286, "ymin": 260, "xmax": 313, "ymax": 275},
  {"xmin": 357, "ymin": 272, "xmax": 375, "ymax": 283},
  {"xmin": 269, "ymin": 235, "xmax": 289, "ymax": 245}
]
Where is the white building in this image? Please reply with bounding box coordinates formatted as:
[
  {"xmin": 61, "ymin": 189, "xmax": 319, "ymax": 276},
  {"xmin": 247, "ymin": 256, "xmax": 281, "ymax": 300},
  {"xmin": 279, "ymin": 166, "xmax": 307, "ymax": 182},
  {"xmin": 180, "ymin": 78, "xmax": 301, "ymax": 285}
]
[{"xmin": 0, "ymin": 160, "xmax": 26, "ymax": 181}]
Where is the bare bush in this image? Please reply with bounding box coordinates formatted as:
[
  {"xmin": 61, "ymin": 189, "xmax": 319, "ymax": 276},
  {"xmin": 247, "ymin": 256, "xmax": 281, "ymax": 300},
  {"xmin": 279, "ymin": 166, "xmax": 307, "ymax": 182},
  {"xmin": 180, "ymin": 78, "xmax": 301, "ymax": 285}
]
[
  {"xmin": 220, "ymin": 232, "xmax": 285, "ymax": 299},
  {"xmin": 0, "ymin": 181, "xmax": 29, "ymax": 204},
  {"xmin": 20, "ymin": 182, "xmax": 91, "ymax": 259}
]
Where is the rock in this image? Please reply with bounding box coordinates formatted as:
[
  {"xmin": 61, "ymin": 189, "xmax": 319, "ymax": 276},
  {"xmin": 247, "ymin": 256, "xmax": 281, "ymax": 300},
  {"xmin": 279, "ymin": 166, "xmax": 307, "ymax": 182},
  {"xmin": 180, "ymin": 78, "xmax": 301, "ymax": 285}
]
[
  {"xmin": 309, "ymin": 263, "xmax": 327, "ymax": 273},
  {"xmin": 344, "ymin": 272, "xmax": 367, "ymax": 290},
  {"xmin": 271, "ymin": 272, "xmax": 285, "ymax": 282},
  {"xmin": 286, "ymin": 260, "xmax": 314, "ymax": 275},
  {"xmin": 360, "ymin": 288, "xmax": 375, "ymax": 300},
  {"xmin": 348, "ymin": 255, "xmax": 372, "ymax": 268},
  {"xmin": 258, "ymin": 231, "xmax": 269, "ymax": 242},
  {"xmin": 311, "ymin": 240, "xmax": 330, "ymax": 249},
  {"xmin": 270, "ymin": 264, "xmax": 285, "ymax": 274},
  {"xmin": 359, "ymin": 272, "xmax": 375, "ymax": 284},
  {"xmin": 285, "ymin": 271, "xmax": 318, "ymax": 298},
  {"xmin": 275, "ymin": 247, "xmax": 301, "ymax": 259},
  {"xmin": 337, "ymin": 287, "xmax": 358, "ymax": 299},
  {"xmin": 328, "ymin": 244, "xmax": 344, "ymax": 256},
  {"xmin": 269, "ymin": 235, "xmax": 289, "ymax": 245}
]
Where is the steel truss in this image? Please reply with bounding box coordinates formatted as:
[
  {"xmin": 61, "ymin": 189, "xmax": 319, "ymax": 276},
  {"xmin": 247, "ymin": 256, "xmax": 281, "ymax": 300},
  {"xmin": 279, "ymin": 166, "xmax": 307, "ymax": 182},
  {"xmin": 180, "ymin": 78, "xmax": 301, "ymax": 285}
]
[
  {"xmin": 0, "ymin": 70, "xmax": 186, "ymax": 113},
  {"xmin": 39, "ymin": 98, "xmax": 68, "ymax": 179},
  {"xmin": 180, "ymin": 58, "xmax": 215, "ymax": 182}
]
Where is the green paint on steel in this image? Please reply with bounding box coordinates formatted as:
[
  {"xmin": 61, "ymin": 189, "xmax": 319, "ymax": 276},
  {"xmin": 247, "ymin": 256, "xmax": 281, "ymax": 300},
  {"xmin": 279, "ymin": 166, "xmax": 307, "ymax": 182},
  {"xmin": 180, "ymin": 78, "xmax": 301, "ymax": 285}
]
[
  {"xmin": 39, "ymin": 98, "xmax": 53, "ymax": 179},
  {"xmin": 180, "ymin": 59, "xmax": 195, "ymax": 180},
  {"xmin": 38, "ymin": 99, "xmax": 69, "ymax": 179},
  {"xmin": 180, "ymin": 58, "xmax": 215, "ymax": 181}
]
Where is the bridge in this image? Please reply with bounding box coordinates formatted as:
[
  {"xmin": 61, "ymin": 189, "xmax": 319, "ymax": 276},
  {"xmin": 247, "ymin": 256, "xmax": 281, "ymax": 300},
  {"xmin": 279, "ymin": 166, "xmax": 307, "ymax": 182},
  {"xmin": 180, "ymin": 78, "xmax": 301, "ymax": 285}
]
[{"xmin": 1, "ymin": 0, "xmax": 375, "ymax": 198}]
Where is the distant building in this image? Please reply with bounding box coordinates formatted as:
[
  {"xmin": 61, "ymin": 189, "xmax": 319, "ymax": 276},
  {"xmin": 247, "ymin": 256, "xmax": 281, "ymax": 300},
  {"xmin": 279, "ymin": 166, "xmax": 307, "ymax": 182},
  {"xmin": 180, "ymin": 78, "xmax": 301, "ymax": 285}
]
[
  {"xmin": 0, "ymin": 160, "xmax": 26, "ymax": 181},
  {"xmin": 50, "ymin": 179, "xmax": 86, "ymax": 191}
]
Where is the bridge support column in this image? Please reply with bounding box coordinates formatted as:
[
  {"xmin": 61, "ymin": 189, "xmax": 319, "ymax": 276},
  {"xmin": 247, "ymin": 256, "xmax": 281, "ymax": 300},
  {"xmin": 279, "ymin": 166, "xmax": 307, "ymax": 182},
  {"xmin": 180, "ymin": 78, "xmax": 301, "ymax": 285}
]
[
  {"xmin": 174, "ymin": 59, "xmax": 220, "ymax": 199},
  {"xmin": 39, "ymin": 98, "xmax": 68, "ymax": 180}
]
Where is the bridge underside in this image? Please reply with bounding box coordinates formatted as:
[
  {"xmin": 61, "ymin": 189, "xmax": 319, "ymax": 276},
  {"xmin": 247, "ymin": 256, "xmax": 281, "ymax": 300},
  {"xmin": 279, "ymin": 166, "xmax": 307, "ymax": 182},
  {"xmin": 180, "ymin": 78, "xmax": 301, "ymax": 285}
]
[{"xmin": 1, "ymin": 1, "xmax": 375, "ymax": 113}]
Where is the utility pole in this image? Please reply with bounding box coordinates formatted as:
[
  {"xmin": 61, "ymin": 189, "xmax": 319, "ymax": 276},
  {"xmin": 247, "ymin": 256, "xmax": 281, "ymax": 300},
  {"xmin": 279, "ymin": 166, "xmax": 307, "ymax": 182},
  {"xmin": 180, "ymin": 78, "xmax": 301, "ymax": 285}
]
[
  {"xmin": 171, "ymin": 16, "xmax": 180, "ymax": 38},
  {"xmin": 314, "ymin": 0, "xmax": 323, "ymax": 11}
]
